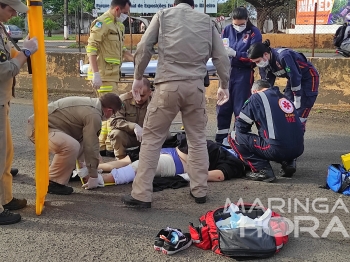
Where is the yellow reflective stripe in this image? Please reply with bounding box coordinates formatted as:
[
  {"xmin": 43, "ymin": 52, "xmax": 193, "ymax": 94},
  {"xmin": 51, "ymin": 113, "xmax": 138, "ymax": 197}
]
[
  {"xmin": 98, "ymin": 86, "xmax": 113, "ymax": 92},
  {"xmin": 104, "ymin": 58, "xmax": 120, "ymax": 64},
  {"xmin": 87, "ymin": 72, "xmax": 93, "ymax": 80},
  {"xmin": 104, "ymin": 18, "xmax": 113, "ymax": 24},
  {"xmin": 86, "ymin": 46, "xmax": 97, "ymax": 53}
]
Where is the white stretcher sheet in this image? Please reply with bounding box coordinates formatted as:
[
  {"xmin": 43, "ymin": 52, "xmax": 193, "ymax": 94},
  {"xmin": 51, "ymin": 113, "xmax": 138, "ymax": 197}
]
[
  {"xmin": 80, "ymin": 59, "xmax": 217, "ymax": 77},
  {"xmin": 120, "ymin": 58, "xmax": 217, "ymax": 77}
]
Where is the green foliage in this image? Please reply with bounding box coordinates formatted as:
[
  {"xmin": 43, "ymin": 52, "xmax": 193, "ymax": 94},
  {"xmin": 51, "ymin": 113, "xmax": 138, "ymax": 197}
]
[
  {"xmin": 7, "ymin": 16, "xmax": 25, "ymax": 30},
  {"xmin": 44, "ymin": 18, "xmax": 60, "ymax": 36},
  {"xmin": 43, "ymin": 0, "xmax": 94, "ymax": 14}
]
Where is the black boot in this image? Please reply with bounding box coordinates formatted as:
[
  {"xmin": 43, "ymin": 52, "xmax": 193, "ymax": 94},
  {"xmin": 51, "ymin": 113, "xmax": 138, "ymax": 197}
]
[
  {"xmin": 10, "ymin": 168, "xmax": 18, "ymax": 176},
  {"xmin": 279, "ymin": 159, "xmax": 297, "ymax": 177},
  {"xmin": 122, "ymin": 194, "xmax": 151, "ymax": 208},
  {"xmin": 246, "ymin": 165, "xmax": 276, "ymax": 183},
  {"xmin": 48, "ymin": 181, "xmax": 73, "ymax": 195}
]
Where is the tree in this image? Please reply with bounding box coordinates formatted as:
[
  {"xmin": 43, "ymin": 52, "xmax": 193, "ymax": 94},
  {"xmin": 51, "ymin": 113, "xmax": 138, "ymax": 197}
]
[
  {"xmin": 44, "ymin": 18, "xmax": 60, "ymax": 37},
  {"xmin": 7, "ymin": 16, "xmax": 25, "ymax": 30},
  {"xmin": 244, "ymin": 0, "xmax": 293, "ymax": 32}
]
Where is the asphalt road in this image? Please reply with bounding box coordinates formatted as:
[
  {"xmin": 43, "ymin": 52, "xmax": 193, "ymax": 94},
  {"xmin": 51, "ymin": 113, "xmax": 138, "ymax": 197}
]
[
  {"xmin": 1, "ymin": 96, "xmax": 350, "ymax": 261},
  {"xmin": 16, "ymin": 41, "xmax": 343, "ymax": 57}
]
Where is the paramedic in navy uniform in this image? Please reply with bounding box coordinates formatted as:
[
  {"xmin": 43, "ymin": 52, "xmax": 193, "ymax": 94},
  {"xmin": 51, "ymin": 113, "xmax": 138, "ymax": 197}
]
[
  {"xmin": 216, "ymin": 7, "xmax": 262, "ymax": 144},
  {"xmin": 228, "ymin": 80, "xmax": 304, "ymax": 182},
  {"xmin": 248, "ymin": 39, "xmax": 319, "ymax": 132}
]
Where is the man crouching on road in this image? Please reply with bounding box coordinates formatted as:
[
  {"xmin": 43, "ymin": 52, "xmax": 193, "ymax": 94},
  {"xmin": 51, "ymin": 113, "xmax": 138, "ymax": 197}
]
[
  {"xmin": 27, "ymin": 93, "xmax": 122, "ymax": 195},
  {"xmin": 228, "ymin": 79, "xmax": 304, "ymax": 182},
  {"xmin": 108, "ymin": 77, "xmax": 152, "ymax": 160}
]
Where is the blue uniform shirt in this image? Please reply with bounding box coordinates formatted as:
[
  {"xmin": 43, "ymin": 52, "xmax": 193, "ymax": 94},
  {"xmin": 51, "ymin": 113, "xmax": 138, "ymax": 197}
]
[
  {"xmin": 222, "ymin": 24, "xmax": 262, "ymax": 68},
  {"xmin": 235, "ymin": 87, "xmax": 304, "ymax": 148},
  {"xmin": 259, "ymin": 48, "xmax": 319, "ymax": 97}
]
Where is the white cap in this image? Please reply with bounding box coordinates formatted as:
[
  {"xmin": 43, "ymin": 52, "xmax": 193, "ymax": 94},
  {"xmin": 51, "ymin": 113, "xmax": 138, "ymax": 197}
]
[{"xmin": 0, "ymin": 0, "xmax": 28, "ymax": 13}]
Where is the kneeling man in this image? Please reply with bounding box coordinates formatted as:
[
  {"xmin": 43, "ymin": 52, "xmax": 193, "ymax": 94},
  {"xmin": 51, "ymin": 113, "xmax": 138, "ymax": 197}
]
[
  {"xmin": 27, "ymin": 93, "xmax": 122, "ymax": 194},
  {"xmin": 229, "ymin": 80, "xmax": 304, "ymax": 182}
]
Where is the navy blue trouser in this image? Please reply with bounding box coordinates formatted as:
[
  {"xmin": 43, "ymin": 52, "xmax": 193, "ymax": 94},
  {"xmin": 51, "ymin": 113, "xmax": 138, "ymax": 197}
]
[
  {"xmin": 284, "ymin": 68, "xmax": 319, "ymax": 132},
  {"xmin": 216, "ymin": 67, "xmax": 254, "ymax": 143},
  {"xmin": 229, "ymin": 132, "xmax": 304, "ymax": 172}
]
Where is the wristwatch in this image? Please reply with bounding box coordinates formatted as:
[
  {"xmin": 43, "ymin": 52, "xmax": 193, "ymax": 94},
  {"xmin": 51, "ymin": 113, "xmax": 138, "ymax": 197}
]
[{"xmin": 22, "ymin": 49, "xmax": 31, "ymax": 58}]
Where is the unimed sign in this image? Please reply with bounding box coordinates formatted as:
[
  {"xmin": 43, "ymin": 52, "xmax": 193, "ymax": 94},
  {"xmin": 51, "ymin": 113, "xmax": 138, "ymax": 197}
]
[
  {"xmin": 296, "ymin": 0, "xmax": 350, "ymax": 25},
  {"xmin": 95, "ymin": 0, "xmax": 218, "ymax": 14}
]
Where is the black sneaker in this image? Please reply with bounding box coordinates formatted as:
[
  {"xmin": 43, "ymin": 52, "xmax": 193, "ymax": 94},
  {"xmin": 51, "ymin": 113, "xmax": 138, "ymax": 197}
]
[
  {"xmin": 190, "ymin": 191, "xmax": 206, "ymax": 204},
  {"xmin": 279, "ymin": 159, "xmax": 297, "ymax": 177},
  {"xmin": 3, "ymin": 198, "xmax": 27, "ymax": 210},
  {"xmin": 48, "ymin": 181, "xmax": 73, "ymax": 195},
  {"xmin": 100, "ymin": 150, "xmax": 107, "ymax": 156},
  {"xmin": 0, "ymin": 210, "xmax": 21, "ymax": 225},
  {"xmin": 154, "ymin": 227, "xmax": 182, "ymax": 251},
  {"xmin": 10, "ymin": 168, "xmax": 19, "ymax": 177},
  {"xmin": 246, "ymin": 165, "xmax": 276, "ymax": 183},
  {"xmin": 122, "ymin": 194, "xmax": 151, "ymax": 208},
  {"xmin": 162, "ymin": 231, "xmax": 192, "ymax": 255}
]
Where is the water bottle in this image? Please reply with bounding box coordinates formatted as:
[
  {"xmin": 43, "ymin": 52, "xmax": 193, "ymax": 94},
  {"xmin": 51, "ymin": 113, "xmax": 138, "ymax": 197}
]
[
  {"xmin": 230, "ymin": 212, "xmax": 241, "ymax": 228},
  {"xmin": 170, "ymin": 232, "xmax": 179, "ymax": 244}
]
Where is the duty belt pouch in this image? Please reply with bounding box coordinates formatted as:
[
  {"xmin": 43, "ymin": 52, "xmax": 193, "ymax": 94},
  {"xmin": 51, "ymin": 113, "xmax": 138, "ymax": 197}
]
[
  {"xmin": 204, "ymin": 71, "xmax": 210, "ymax": 87},
  {"xmin": 327, "ymin": 164, "xmax": 350, "ymax": 195}
]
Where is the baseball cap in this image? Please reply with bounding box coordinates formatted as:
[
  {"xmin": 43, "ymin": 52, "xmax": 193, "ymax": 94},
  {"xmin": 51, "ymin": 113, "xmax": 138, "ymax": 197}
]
[{"xmin": 0, "ymin": 0, "xmax": 28, "ymax": 13}]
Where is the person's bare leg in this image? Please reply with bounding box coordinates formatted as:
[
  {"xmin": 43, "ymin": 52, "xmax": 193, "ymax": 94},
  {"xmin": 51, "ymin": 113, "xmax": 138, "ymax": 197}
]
[
  {"xmin": 208, "ymin": 170, "xmax": 225, "ymax": 182},
  {"xmin": 98, "ymin": 156, "xmax": 131, "ymax": 172},
  {"xmin": 102, "ymin": 173, "xmax": 115, "ymax": 184}
]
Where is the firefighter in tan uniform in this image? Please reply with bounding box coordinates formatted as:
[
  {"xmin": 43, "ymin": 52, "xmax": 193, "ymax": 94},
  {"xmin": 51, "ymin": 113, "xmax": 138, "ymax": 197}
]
[
  {"xmin": 0, "ymin": 0, "xmax": 38, "ymax": 225},
  {"xmin": 122, "ymin": 0, "xmax": 231, "ymax": 208},
  {"xmin": 109, "ymin": 77, "xmax": 152, "ymax": 159},
  {"xmin": 86, "ymin": 0, "xmax": 133, "ymax": 157},
  {"xmin": 27, "ymin": 94, "xmax": 122, "ymax": 195}
]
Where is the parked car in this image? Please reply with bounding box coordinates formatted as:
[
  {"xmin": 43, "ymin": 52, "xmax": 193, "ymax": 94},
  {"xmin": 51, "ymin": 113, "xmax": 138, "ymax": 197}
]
[{"xmin": 4, "ymin": 25, "xmax": 23, "ymax": 43}]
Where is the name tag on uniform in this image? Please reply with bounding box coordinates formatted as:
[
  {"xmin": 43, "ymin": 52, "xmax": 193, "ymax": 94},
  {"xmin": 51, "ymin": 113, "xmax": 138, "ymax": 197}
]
[{"xmin": 273, "ymin": 69, "xmax": 286, "ymax": 76}]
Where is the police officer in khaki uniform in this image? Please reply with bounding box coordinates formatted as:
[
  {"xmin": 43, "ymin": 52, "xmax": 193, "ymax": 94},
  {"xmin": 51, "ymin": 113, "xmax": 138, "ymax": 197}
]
[
  {"xmin": 122, "ymin": 0, "xmax": 230, "ymax": 208},
  {"xmin": 109, "ymin": 77, "xmax": 152, "ymax": 159},
  {"xmin": 86, "ymin": 0, "xmax": 133, "ymax": 156},
  {"xmin": 0, "ymin": 0, "xmax": 38, "ymax": 225},
  {"xmin": 27, "ymin": 93, "xmax": 122, "ymax": 195}
]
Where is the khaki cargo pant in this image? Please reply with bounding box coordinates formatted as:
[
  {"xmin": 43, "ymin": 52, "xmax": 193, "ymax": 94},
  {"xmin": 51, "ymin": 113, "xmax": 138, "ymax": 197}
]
[
  {"xmin": 27, "ymin": 117, "xmax": 85, "ymax": 185},
  {"xmin": 131, "ymin": 79, "xmax": 209, "ymax": 202},
  {"xmin": 97, "ymin": 81, "xmax": 118, "ymax": 152},
  {"xmin": 109, "ymin": 129, "xmax": 140, "ymax": 159},
  {"xmin": 0, "ymin": 103, "xmax": 14, "ymax": 213}
]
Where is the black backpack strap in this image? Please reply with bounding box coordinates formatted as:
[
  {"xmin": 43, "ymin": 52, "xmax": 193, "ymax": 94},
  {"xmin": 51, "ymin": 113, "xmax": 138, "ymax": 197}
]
[{"xmin": 338, "ymin": 176, "xmax": 350, "ymax": 193}]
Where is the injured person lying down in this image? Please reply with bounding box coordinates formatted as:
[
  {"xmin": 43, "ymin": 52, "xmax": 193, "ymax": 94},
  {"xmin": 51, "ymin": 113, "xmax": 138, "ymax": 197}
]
[{"xmin": 75, "ymin": 137, "xmax": 246, "ymax": 187}]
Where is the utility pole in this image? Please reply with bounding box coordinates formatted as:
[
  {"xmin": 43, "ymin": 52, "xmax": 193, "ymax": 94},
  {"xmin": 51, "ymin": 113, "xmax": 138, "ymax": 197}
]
[
  {"xmin": 64, "ymin": 0, "xmax": 69, "ymax": 39},
  {"xmin": 81, "ymin": 0, "xmax": 84, "ymax": 34}
]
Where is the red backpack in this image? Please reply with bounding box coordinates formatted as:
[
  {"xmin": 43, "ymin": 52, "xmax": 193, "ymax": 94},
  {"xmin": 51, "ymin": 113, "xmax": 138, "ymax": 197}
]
[{"xmin": 189, "ymin": 203, "xmax": 289, "ymax": 259}]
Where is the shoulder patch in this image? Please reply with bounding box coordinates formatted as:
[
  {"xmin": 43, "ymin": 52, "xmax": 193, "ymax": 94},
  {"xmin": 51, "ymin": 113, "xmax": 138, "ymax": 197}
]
[
  {"xmin": 278, "ymin": 98, "xmax": 294, "ymax": 113},
  {"xmin": 0, "ymin": 50, "xmax": 7, "ymax": 62},
  {"xmin": 244, "ymin": 99, "xmax": 250, "ymax": 105},
  {"xmin": 95, "ymin": 22, "xmax": 103, "ymax": 28},
  {"xmin": 285, "ymin": 66, "xmax": 291, "ymax": 73}
]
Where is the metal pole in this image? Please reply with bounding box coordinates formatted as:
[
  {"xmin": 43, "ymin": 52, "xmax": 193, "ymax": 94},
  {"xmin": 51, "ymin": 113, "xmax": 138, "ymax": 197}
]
[
  {"xmin": 128, "ymin": 11, "xmax": 132, "ymax": 52},
  {"xmin": 312, "ymin": 2, "xmax": 317, "ymax": 57},
  {"xmin": 81, "ymin": 0, "xmax": 83, "ymax": 33},
  {"xmin": 204, "ymin": 0, "xmax": 206, "ymax": 14},
  {"xmin": 78, "ymin": 7, "xmax": 81, "ymax": 52}
]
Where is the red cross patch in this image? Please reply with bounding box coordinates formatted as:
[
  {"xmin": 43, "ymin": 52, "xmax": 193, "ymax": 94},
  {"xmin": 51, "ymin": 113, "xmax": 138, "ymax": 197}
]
[{"xmin": 278, "ymin": 98, "xmax": 294, "ymax": 113}]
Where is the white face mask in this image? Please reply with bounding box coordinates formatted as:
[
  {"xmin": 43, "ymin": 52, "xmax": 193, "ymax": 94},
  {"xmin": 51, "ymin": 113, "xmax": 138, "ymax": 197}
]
[
  {"xmin": 118, "ymin": 13, "xmax": 128, "ymax": 23},
  {"xmin": 256, "ymin": 59, "xmax": 269, "ymax": 68},
  {"xmin": 232, "ymin": 24, "xmax": 246, "ymax": 33}
]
